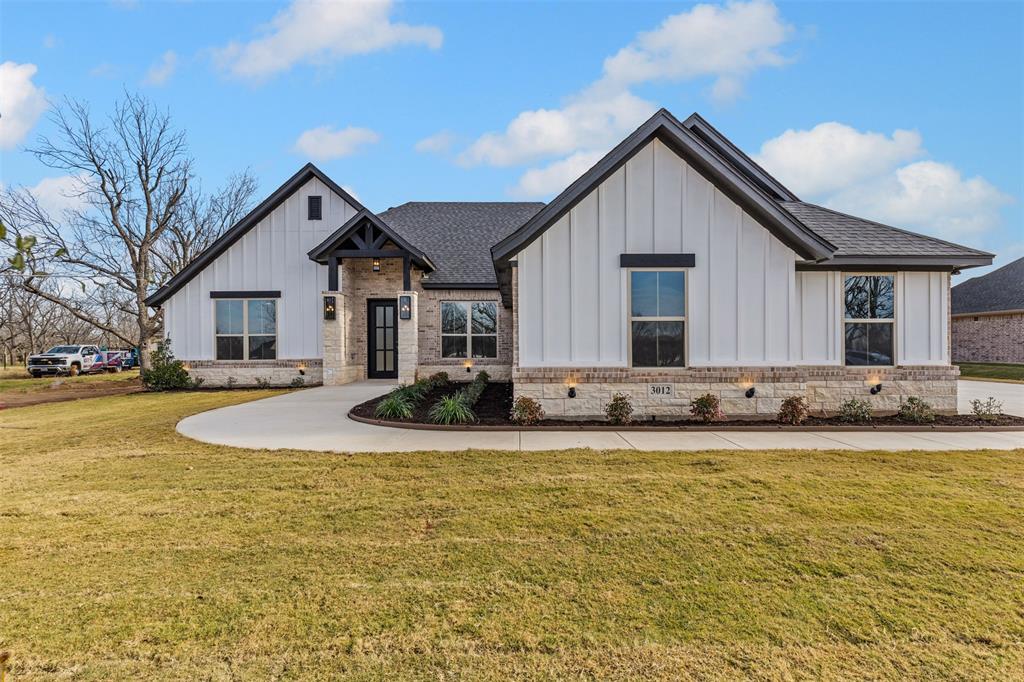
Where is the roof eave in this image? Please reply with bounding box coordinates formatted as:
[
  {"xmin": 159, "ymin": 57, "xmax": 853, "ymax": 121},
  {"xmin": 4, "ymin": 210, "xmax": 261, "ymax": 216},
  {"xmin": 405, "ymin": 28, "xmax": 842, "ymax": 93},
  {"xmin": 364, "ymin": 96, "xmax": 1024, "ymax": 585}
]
[{"xmin": 796, "ymin": 254, "xmax": 994, "ymax": 271}]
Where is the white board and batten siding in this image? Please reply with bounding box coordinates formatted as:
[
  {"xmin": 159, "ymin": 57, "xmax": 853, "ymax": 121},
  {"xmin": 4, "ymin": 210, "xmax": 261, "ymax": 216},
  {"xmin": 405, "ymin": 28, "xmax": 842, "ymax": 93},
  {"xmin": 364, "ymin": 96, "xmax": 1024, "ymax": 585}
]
[
  {"xmin": 517, "ymin": 138, "xmax": 950, "ymax": 368},
  {"xmin": 162, "ymin": 177, "xmax": 357, "ymax": 360}
]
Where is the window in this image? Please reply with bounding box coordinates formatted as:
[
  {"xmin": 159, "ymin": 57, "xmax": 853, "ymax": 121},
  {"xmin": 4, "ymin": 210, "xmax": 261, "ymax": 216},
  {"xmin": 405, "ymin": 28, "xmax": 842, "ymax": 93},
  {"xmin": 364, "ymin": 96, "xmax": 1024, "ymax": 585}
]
[
  {"xmin": 308, "ymin": 195, "xmax": 322, "ymax": 220},
  {"xmin": 215, "ymin": 298, "xmax": 277, "ymax": 360},
  {"xmin": 441, "ymin": 301, "xmax": 497, "ymax": 358},
  {"xmin": 629, "ymin": 270, "xmax": 685, "ymax": 367},
  {"xmin": 844, "ymin": 274, "xmax": 894, "ymax": 366}
]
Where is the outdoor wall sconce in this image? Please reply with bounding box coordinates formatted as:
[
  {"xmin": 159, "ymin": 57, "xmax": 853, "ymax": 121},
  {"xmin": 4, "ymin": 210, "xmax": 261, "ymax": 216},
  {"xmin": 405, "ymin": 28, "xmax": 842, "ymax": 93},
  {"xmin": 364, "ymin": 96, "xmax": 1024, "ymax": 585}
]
[
  {"xmin": 870, "ymin": 383, "xmax": 883, "ymax": 395},
  {"xmin": 745, "ymin": 387, "xmax": 756, "ymax": 399},
  {"xmin": 566, "ymin": 377, "xmax": 578, "ymax": 398},
  {"xmin": 399, "ymin": 295, "xmax": 412, "ymax": 320},
  {"xmin": 323, "ymin": 295, "xmax": 336, "ymax": 321},
  {"xmin": 568, "ymin": 387, "xmax": 577, "ymax": 398},
  {"xmin": 297, "ymin": 363, "xmax": 306, "ymax": 376},
  {"xmin": 372, "ymin": 257, "xmax": 381, "ymax": 272},
  {"xmin": 182, "ymin": 363, "xmax": 191, "ymax": 372},
  {"xmin": 464, "ymin": 360, "xmax": 473, "ymax": 373}
]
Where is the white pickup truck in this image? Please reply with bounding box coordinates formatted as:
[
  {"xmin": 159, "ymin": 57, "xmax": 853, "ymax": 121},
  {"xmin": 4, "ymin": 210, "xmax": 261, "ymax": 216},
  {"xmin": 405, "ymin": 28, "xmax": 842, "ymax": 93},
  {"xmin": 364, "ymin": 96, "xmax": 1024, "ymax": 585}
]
[{"xmin": 27, "ymin": 345, "xmax": 106, "ymax": 377}]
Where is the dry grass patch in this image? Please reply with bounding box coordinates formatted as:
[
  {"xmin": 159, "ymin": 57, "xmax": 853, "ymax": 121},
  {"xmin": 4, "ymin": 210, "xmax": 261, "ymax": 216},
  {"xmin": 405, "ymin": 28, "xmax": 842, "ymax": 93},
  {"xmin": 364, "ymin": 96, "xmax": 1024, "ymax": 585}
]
[{"xmin": 1, "ymin": 390, "xmax": 1023, "ymax": 679}]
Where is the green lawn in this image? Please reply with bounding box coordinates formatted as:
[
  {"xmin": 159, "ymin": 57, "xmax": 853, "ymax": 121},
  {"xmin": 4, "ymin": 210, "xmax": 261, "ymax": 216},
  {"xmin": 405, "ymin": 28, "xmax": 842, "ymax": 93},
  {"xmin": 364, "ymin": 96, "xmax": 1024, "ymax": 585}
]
[
  {"xmin": 1, "ymin": 391, "xmax": 1023, "ymax": 679},
  {"xmin": 0, "ymin": 367, "xmax": 140, "ymax": 393},
  {"xmin": 957, "ymin": 362, "xmax": 1024, "ymax": 383}
]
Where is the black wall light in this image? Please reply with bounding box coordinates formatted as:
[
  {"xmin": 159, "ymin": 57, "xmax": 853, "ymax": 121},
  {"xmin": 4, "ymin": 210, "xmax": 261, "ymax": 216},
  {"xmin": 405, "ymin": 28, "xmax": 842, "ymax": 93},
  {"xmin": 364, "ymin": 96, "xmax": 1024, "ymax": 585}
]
[
  {"xmin": 372, "ymin": 257, "xmax": 381, "ymax": 272},
  {"xmin": 745, "ymin": 387, "xmax": 756, "ymax": 398},
  {"xmin": 399, "ymin": 295, "xmax": 412, "ymax": 320},
  {"xmin": 568, "ymin": 387, "xmax": 577, "ymax": 398},
  {"xmin": 323, "ymin": 295, "xmax": 336, "ymax": 321},
  {"xmin": 870, "ymin": 383, "xmax": 883, "ymax": 395}
]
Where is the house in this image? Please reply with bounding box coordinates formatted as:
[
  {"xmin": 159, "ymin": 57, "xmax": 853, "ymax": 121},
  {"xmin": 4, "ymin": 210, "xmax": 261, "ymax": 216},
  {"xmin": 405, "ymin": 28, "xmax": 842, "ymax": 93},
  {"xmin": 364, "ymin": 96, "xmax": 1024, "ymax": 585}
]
[
  {"xmin": 951, "ymin": 256, "xmax": 1024, "ymax": 363},
  {"xmin": 146, "ymin": 109, "xmax": 993, "ymax": 416}
]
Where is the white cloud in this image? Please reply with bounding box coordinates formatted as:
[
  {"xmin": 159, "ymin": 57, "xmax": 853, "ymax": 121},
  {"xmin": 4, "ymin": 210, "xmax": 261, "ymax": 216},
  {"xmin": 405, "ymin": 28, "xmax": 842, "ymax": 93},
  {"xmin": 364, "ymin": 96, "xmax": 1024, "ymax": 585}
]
[
  {"xmin": 414, "ymin": 130, "xmax": 455, "ymax": 154},
  {"xmin": 213, "ymin": 0, "xmax": 442, "ymax": 81},
  {"xmin": 754, "ymin": 122, "xmax": 924, "ymax": 197},
  {"xmin": 460, "ymin": 90, "xmax": 657, "ymax": 168},
  {"xmin": 756, "ymin": 121, "xmax": 1013, "ymax": 241},
  {"xmin": 598, "ymin": 0, "xmax": 792, "ymax": 102},
  {"xmin": 89, "ymin": 62, "xmax": 118, "ymax": 79},
  {"xmin": 26, "ymin": 174, "xmax": 90, "ymax": 218},
  {"xmin": 827, "ymin": 160, "xmax": 1012, "ymax": 239},
  {"xmin": 293, "ymin": 125, "xmax": 380, "ymax": 160},
  {"xmin": 456, "ymin": 1, "xmax": 795, "ymax": 196},
  {"xmin": 143, "ymin": 50, "xmax": 178, "ymax": 86},
  {"xmin": 0, "ymin": 62, "xmax": 48, "ymax": 150},
  {"xmin": 509, "ymin": 150, "xmax": 606, "ymax": 199}
]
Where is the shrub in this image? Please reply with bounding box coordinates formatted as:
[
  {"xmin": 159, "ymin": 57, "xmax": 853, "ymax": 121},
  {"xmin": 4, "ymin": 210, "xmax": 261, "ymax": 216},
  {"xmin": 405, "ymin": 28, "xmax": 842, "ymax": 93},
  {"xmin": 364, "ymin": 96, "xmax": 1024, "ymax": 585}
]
[
  {"xmin": 255, "ymin": 376, "xmax": 271, "ymax": 389},
  {"xmin": 777, "ymin": 396, "xmax": 810, "ymax": 425},
  {"xmin": 429, "ymin": 393, "xmax": 476, "ymax": 424},
  {"xmin": 290, "ymin": 376, "xmax": 305, "ymax": 388},
  {"xmin": 837, "ymin": 398, "xmax": 872, "ymax": 424},
  {"xmin": 395, "ymin": 380, "xmax": 428, "ymax": 402},
  {"xmin": 970, "ymin": 397, "xmax": 1003, "ymax": 421},
  {"xmin": 511, "ymin": 396, "xmax": 545, "ymax": 425},
  {"xmin": 225, "ymin": 376, "xmax": 237, "ymax": 389},
  {"xmin": 475, "ymin": 369, "xmax": 491, "ymax": 384},
  {"xmin": 605, "ymin": 393, "xmax": 633, "ymax": 425},
  {"xmin": 142, "ymin": 339, "xmax": 196, "ymax": 391},
  {"xmin": 690, "ymin": 393, "xmax": 723, "ymax": 423},
  {"xmin": 428, "ymin": 371, "xmax": 449, "ymax": 387},
  {"xmin": 375, "ymin": 393, "xmax": 414, "ymax": 419},
  {"xmin": 897, "ymin": 396, "xmax": 936, "ymax": 424}
]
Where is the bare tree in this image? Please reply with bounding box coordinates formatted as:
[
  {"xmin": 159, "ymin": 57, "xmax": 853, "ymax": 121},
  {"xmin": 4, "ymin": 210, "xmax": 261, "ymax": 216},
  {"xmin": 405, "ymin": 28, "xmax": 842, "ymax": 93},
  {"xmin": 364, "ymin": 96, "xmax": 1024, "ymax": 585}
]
[{"xmin": 0, "ymin": 93, "xmax": 255, "ymax": 371}]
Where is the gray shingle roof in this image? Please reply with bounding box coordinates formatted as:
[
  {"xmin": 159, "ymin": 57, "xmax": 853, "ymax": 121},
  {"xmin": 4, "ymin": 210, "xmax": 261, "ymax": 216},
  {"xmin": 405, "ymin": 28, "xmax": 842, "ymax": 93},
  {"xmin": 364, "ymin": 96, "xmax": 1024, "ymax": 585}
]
[
  {"xmin": 952, "ymin": 256, "xmax": 1024, "ymax": 314},
  {"xmin": 781, "ymin": 202, "xmax": 992, "ymax": 258},
  {"xmin": 379, "ymin": 202, "xmax": 544, "ymax": 286}
]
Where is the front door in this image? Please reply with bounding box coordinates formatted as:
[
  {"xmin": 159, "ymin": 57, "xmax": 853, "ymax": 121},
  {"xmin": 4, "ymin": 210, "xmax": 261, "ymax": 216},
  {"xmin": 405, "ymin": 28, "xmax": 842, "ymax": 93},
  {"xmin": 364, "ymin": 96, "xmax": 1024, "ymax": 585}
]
[{"xmin": 367, "ymin": 299, "xmax": 398, "ymax": 379}]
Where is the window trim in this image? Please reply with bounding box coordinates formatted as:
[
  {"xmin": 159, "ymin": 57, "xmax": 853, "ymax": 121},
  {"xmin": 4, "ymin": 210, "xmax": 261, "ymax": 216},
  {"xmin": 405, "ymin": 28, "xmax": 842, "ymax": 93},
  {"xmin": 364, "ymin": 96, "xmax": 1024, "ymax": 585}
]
[
  {"xmin": 439, "ymin": 300, "xmax": 499, "ymax": 360},
  {"xmin": 308, "ymin": 195, "xmax": 322, "ymax": 221},
  {"xmin": 213, "ymin": 297, "xmax": 279, "ymax": 361},
  {"xmin": 841, "ymin": 271, "xmax": 897, "ymax": 368},
  {"xmin": 626, "ymin": 267, "xmax": 688, "ymax": 369}
]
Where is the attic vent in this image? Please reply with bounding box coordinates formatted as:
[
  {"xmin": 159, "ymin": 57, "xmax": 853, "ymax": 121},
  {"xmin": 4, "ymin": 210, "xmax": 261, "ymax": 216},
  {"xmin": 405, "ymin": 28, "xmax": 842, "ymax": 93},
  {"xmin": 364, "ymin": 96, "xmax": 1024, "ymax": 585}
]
[{"xmin": 308, "ymin": 195, "xmax": 322, "ymax": 220}]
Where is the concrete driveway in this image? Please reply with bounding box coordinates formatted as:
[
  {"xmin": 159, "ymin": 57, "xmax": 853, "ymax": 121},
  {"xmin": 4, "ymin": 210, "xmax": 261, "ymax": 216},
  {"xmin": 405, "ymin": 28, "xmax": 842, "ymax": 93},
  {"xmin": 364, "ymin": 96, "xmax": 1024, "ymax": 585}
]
[
  {"xmin": 958, "ymin": 379, "xmax": 1024, "ymax": 417},
  {"xmin": 176, "ymin": 380, "xmax": 1024, "ymax": 453}
]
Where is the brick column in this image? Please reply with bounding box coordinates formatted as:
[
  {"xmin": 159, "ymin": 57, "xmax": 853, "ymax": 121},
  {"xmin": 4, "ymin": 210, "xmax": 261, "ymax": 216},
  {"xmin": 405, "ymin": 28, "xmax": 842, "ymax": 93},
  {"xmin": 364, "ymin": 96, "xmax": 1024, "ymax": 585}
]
[
  {"xmin": 322, "ymin": 291, "xmax": 348, "ymax": 386},
  {"xmin": 396, "ymin": 290, "xmax": 418, "ymax": 385}
]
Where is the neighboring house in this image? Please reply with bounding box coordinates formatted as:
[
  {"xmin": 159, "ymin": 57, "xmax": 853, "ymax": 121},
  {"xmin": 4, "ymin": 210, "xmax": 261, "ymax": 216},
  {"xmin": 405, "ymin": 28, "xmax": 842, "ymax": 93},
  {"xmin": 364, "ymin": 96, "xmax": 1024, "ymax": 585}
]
[
  {"xmin": 951, "ymin": 256, "xmax": 1024, "ymax": 363},
  {"xmin": 146, "ymin": 109, "xmax": 993, "ymax": 416}
]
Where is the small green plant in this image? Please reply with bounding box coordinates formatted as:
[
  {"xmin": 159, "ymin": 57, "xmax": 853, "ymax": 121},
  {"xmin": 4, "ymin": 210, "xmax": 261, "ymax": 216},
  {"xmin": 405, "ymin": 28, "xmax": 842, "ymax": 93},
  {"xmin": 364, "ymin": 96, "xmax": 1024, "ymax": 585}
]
[
  {"xmin": 225, "ymin": 376, "xmax": 237, "ymax": 389},
  {"xmin": 428, "ymin": 371, "xmax": 449, "ymax": 387},
  {"xmin": 837, "ymin": 398, "xmax": 872, "ymax": 423},
  {"xmin": 970, "ymin": 397, "xmax": 1003, "ymax": 421},
  {"xmin": 511, "ymin": 396, "xmax": 544, "ymax": 426},
  {"xmin": 605, "ymin": 393, "xmax": 633, "ymax": 425},
  {"xmin": 777, "ymin": 396, "xmax": 809, "ymax": 425},
  {"xmin": 255, "ymin": 376, "xmax": 271, "ymax": 389},
  {"xmin": 429, "ymin": 393, "xmax": 476, "ymax": 424},
  {"xmin": 290, "ymin": 376, "xmax": 306, "ymax": 388},
  {"xmin": 897, "ymin": 396, "xmax": 936, "ymax": 424},
  {"xmin": 141, "ymin": 339, "xmax": 196, "ymax": 391},
  {"xmin": 375, "ymin": 393, "xmax": 414, "ymax": 419},
  {"xmin": 476, "ymin": 370, "xmax": 491, "ymax": 383},
  {"xmin": 690, "ymin": 393, "xmax": 723, "ymax": 423}
]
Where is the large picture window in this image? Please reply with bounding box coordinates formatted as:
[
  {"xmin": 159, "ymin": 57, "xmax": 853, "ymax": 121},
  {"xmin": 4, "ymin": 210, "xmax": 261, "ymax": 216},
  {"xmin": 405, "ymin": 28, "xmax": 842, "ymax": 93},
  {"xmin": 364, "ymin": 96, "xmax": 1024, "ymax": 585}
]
[
  {"xmin": 215, "ymin": 298, "xmax": 277, "ymax": 360},
  {"xmin": 844, "ymin": 274, "xmax": 894, "ymax": 366},
  {"xmin": 629, "ymin": 270, "xmax": 685, "ymax": 367},
  {"xmin": 441, "ymin": 301, "xmax": 497, "ymax": 359}
]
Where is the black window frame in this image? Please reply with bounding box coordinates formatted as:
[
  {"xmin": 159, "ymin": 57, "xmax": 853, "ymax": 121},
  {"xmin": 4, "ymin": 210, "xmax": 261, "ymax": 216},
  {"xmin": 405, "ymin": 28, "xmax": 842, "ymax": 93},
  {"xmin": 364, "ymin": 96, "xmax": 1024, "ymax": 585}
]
[
  {"xmin": 627, "ymin": 268, "xmax": 687, "ymax": 368},
  {"xmin": 214, "ymin": 297, "xmax": 278, "ymax": 361},
  {"xmin": 308, "ymin": 195, "xmax": 322, "ymax": 221},
  {"xmin": 842, "ymin": 273, "xmax": 896, "ymax": 367}
]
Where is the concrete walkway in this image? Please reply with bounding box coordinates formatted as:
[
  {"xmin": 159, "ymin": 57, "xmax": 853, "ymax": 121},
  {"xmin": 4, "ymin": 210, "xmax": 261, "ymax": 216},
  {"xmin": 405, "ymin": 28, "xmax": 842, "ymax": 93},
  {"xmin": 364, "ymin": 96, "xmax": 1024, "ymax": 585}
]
[
  {"xmin": 177, "ymin": 380, "xmax": 1024, "ymax": 453},
  {"xmin": 958, "ymin": 379, "xmax": 1024, "ymax": 417}
]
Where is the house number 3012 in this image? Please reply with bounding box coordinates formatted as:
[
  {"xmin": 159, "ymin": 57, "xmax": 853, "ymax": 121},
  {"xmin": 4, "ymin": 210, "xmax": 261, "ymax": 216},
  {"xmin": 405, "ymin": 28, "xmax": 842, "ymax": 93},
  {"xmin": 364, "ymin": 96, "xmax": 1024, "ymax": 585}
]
[{"xmin": 648, "ymin": 384, "xmax": 673, "ymax": 398}]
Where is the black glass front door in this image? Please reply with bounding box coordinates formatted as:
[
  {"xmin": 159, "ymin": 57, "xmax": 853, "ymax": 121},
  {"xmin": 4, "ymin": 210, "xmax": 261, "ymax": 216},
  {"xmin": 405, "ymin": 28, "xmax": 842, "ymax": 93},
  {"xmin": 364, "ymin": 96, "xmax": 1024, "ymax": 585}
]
[{"xmin": 367, "ymin": 299, "xmax": 398, "ymax": 379}]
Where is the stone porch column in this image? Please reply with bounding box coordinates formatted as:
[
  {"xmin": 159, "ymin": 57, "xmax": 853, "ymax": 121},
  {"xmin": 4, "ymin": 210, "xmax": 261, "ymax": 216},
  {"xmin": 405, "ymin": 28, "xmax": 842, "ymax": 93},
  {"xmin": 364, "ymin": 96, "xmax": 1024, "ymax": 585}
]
[
  {"xmin": 322, "ymin": 291, "xmax": 348, "ymax": 386},
  {"xmin": 396, "ymin": 290, "xmax": 418, "ymax": 385}
]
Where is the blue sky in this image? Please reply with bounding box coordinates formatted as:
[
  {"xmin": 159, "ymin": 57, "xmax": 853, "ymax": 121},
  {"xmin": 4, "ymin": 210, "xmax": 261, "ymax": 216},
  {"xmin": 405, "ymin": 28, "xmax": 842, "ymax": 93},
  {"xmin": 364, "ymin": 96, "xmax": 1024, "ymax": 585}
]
[{"xmin": 2, "ymin": 0, "xmax": 1021, "ymax": 280}]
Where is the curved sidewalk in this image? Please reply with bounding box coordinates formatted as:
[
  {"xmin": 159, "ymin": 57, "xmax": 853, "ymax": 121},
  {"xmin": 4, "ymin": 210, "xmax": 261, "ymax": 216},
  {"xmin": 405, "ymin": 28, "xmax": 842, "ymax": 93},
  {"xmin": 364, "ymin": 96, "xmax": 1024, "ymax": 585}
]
[{"xmin": 176, "ymin": 380, "xmax": 1024, "ymax": 453}]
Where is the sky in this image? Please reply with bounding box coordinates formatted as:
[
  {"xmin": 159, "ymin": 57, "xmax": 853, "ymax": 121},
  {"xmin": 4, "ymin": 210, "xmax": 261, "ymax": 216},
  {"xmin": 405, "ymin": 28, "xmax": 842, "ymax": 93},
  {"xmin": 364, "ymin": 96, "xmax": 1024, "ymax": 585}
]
[{"xmin": 1, "ymin": 0, "xmax": 1021, "ymax": 282}]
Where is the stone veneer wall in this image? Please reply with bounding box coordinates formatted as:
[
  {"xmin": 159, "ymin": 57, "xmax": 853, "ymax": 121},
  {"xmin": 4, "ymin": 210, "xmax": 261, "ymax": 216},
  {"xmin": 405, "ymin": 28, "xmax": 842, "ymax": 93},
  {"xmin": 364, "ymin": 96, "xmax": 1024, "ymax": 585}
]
[
  {"xmin": 513, "ymin": 365, "xmax": 959, "ymax": 418},
  {"xmin": 186, "ymin": 359, "xmax": 321, "ymax": 387},
  {"xmin": 951, "ymin": 312, "xmax": 1024, "ymax": 363}
]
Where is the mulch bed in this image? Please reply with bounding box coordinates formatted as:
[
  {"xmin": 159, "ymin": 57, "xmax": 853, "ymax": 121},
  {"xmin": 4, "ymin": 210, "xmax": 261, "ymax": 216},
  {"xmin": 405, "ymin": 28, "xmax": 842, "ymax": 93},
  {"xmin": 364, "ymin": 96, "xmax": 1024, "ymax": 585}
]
[{"xmin": 349, "ymin": 381, "xmax": 1024, "ymax": 431}]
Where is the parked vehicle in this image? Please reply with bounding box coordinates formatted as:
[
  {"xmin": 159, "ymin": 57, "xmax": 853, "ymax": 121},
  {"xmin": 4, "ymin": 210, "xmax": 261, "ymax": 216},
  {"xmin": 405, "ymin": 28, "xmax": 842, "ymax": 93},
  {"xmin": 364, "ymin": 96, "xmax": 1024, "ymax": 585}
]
[
  {"xmin": 26, "ymin": 345, "xmax": 106, "ymax": 377},
  {"xmin": 99, "ymin": 350, "xmax": 128, "ymax": 372}
]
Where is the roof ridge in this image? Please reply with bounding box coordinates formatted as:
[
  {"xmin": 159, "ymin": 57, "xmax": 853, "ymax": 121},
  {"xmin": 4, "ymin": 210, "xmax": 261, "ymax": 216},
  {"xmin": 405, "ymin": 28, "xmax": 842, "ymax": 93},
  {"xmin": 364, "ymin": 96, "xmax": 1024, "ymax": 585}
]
[{"xmin": 783, "ymin": 201, "xmax": 994, "ymax": 258}]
